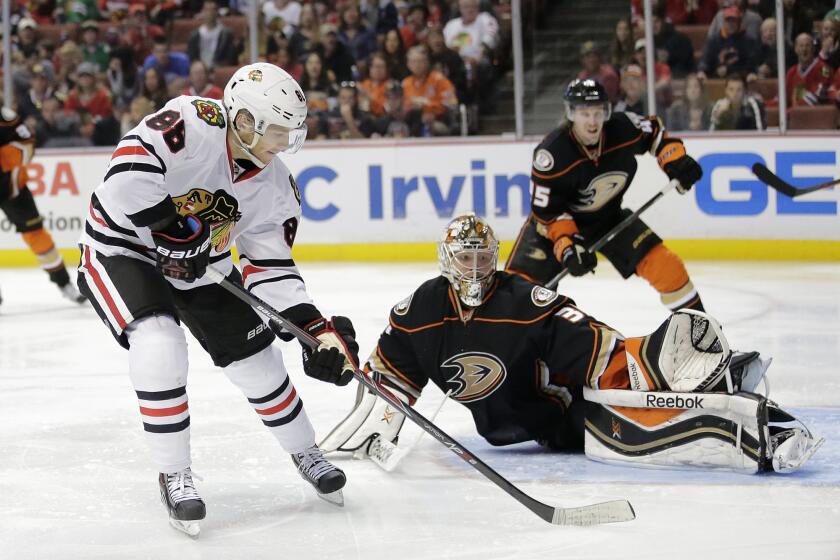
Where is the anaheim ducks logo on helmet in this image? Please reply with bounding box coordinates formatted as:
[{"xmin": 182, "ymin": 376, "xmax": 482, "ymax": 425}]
[
  {"xmin": 569, "ymin": 171, "xmax": 628, "ymax": 212},
  {"xmin": 441, "ymin": 352, "xmax": 507, "ymax": 402}
]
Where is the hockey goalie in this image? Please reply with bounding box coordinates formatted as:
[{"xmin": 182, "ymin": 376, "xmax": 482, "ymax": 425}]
[{"xmin": 321, "ymin": 214, "xmax": 823, "ymax": 475}]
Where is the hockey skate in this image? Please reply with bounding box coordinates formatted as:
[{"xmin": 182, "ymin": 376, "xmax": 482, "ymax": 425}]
[
  {"xmin": 59, "ymin": 283, "xmax": 87, "ymax": 304},
  {"xmin": 159, "ymin": 469, "xmax": 206, "ymax": 537},
  {"xmin": 292, "ymin": 445, "xmax": 346, "ymax": 506}
]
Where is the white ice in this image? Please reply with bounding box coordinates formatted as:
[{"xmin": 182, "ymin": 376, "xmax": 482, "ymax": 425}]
[{"xmin": 1, "ymin": 261, "xmax": 839, "ymax": 560}]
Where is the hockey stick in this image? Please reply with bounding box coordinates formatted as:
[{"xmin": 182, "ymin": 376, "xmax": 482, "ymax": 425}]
[
  {"xmin": 368, "ymin": 389, "xmax": 452, "ymax": 472},
  {"xmin": 545, "ymin": 179, "xmax": 680, "ymax": 291},
  {"xmin": 751, "ymin": 163, "xmax": 840, "ymax": 198},
  {"xmin": 204, "ymin": 267, "xmax": 635, "ymax": 526}
]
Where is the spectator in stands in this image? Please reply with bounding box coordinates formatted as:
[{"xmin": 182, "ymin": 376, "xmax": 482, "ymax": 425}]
[
  {"xmin": 818, "ymin": 11, "xmax": 840, "ymax": 70},
  {"xmin": 34, "ymin": 40, "xmax": 57, "ymax": 82},
  {"xmin": 666, "ymin": 73, "xmax": 712, "ymax": 131},
  {"xmin": 576, "ymin": 41, "xmax": 619, "ymax": 102},
  {"xmin": 782, "ymin": 0, "xmax": 836, "ymax": 45},
  {"xmin": 321, "ymin": 23, "xmax": 356, "ymax": 83},
  {"xmin": 289, "ymin": 2, "xmax": 321, "ymax": 60},
  {"xmin": 266, "ymin": 18, "xmax": 290, "ymax": 62},
  {"xmin": 373, "ymin": 82, "xmax": 409, "ymax": 136},
  {"xmin": 402, "ymin": 45, "xmax": 457, "ymax": 136},
  {"xmin": 707, "ymin": 0, "xmax": 762, "ymax": 41},
  {"xmin": 375, "ymin": 0, "xmax": 400, "ymax": 34},
  {"xmin": 121, "ymin": 95, "xmax": 156, "ymax": 135},
  {"xmin": 756, "ymin": 18, "xmax": 794, "ymax": 79},
  {"xmin": 80, "ymin": 21, "xmax": 110, "ymax": 72},
  {"xmin": 273, "ymin": 46, "xmax": 303, "ymax": 81},
  {"xmin": 187, "ymin": 0, "xmax": 239, "ymax": 68},
  {"xmin": 710, "ymin": 73, "xmax": 765, "ymax": 130},
  {"xmin": 633, "ymin": 38, "xmax": 672, "ymax": 106},
  {"xmin": 64, "ymin": 62, "xmax": 113, "ymax": 120},
  {"xmin": 614, "ymin": 63, "xmax": 647, "ymax": 114},
  {"xmin": 324, "ymin": 81, "xmax": 378, "ymax": 139},
  {"xmin": 17, "ymin": 64, "xmax": 55, "ymax": 124},
  {"xmin": 107, "ymin": 51, "xmax": 139, "ymax": 108},
  {"xmin": 339, "ymin": 3, "xmax": 378, "ymax": 66},
  {"xmin": 33, "ymin": 97, "xmax": 83, "ymax": 147},
  {"xmin": 13, "ymin": 18, "xmax": 40, "ymax": 59},
  {"xmin": 143, "ymin": 37, "xmax": 191, "ymax": 87},
  {"xmin": 786, "ymin": 33, "xmax": 833, "ymax": 106},
  {"xmin": 54, "ymin": 41, "xmax": 84, "ymax": 99},
  {"xmin": 400, "ymin": 3, "xmax": 430, "ymax": 49},
  {"xmin": 125, "ymin": 5, "xmax": 165, "ymax": 66},
  {"xmin": 382, "ymin": 28, "xmax": 409, "ymax": 80},
  {"xmin": 652, "ymin": 10, "xmax": 695, "ymax": 78},
  {"xmin": 65, "ymin": 0, "xmax": 101, "ymax": 23},
  {"xmin": 610, "ymin": 18, "xmax": 634, "ymax": 70},
  {"xmin": 699, "ymin": 5, "xmax": 760, "ymax": 80},
  {"xmin": 183, "ymin": 60, "xmax": 224, "ymax": 98},
  {"xmin": 427, "ymin": 27, "xmax": 468, "ymax": 106},
  {"xmin": 30, "ymin": 0, "xmax": 58, "ymax": 25},
  {"xmin": 300, "ymin": 50, "xmax": 338, "ymax": 131},
  {"xmin": 262, "ymin": 0, "xmax": 302, "ymax": 37},
  {"xmin": 149, "ymin": 0, "xmax": 179, "ymax": 27},
  {"xmin": 359, "ymin": 52, "xmax": 397, "ymax": 117},
  {"xmin": 443, "ymin": 0, "xmax": 499, "ymax": 63},
  {"xmin": 443, "ymin": 0, "xmax": 498, "ymax": 110},
  {"xmin": 140, "ymin": 66, "xmax": 170, "ymax": 110}
]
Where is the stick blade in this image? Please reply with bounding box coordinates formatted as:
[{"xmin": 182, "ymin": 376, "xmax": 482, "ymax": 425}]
[
  {"xmin": 751, "ymin": 163, "xmax": 798, "ymax": 196},
  {"xmin": 550, "ymin": 500, "xmax": 636, "ymax": 526}
]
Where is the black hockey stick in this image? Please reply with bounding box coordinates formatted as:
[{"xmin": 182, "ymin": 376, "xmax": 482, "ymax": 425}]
[
  {"xmin": 752, "ymin": 163, "xmax": 840, "ymax": 198},
  {"xmin": 204, "ymin": 267, "xmax": 636, "ymax": 527},
  {"xmin": 545, "ymin": 179, "xmax": 680, "ymax": 290}
]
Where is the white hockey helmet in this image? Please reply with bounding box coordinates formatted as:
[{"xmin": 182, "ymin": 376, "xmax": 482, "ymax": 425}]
[
  {"xmin": 223, "ymin": 63, "xmax": 308, "ymax": 162},
  {"xmin": 438, "ymin": 214, "xmax": 499, "ymax": 308}
]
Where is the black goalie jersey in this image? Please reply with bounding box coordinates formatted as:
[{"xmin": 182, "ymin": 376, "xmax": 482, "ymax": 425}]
[{"xmin": 367, "ymin": 272, "xmax": 625, "ymax": 448}]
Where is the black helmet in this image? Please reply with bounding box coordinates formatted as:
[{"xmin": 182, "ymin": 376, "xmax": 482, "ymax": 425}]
[{"xmin": 564, "ymin": 79, "xmax": 611, "ymax": 121}]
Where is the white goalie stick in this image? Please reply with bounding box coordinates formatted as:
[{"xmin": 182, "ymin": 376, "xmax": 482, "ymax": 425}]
[
  {"xmin": 751, "ymin": 163, "xmax": 840, "ymax": 198},
  {"xmin": 204, "ymin": 267, "xmax": 636, "ymax": 526},
  {"xmin": 545, "ymin": 179, "xmax": 680, "ymax": 290},
  {"xmin": 368, "ymin": 389, "xmax": 452, "ymax": 472}
]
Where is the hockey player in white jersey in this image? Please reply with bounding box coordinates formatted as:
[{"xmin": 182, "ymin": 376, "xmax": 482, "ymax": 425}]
[{"xmin": 77, "ymin": 63, "xmax": 358, "ymax": 537}]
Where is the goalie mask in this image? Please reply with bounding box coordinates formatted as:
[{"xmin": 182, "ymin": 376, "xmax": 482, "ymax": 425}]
[
  {"xmin": 438, "ymin": 214, "xmax": 499, "ymax": 308},
  {"xmin": 223, "ymin": 63, "xmax": 308, "ymax": 167}
]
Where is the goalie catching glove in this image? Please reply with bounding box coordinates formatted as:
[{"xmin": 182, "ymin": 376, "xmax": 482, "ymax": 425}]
[{"xmin": 302, "ymin": 316, "xmax": 360, "ymax": 386}]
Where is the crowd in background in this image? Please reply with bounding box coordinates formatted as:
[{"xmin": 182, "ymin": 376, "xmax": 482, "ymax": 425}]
[
  {"xmin": 1, "ymin": 0, "xmax": 539, "ymax": 147},
  {"xmin": 3, "ymin": 0, "xmax": 840, "ymax": 146},
  {"xmin": 581, "ymin": 0, "xmax": 840, "ymax": 131}
]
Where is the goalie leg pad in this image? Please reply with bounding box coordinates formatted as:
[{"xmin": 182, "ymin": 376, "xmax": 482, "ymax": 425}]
[
  {"xmin": 624, "ymin": 310, "xmax": 731, "ymax": 393},
  {"xmin": 583, "ymin": 388, "xmax": 822, "ymax": 474},
  {"xmin": 319, "ymin": 380, "xmax": 408, "ymax": 457}
]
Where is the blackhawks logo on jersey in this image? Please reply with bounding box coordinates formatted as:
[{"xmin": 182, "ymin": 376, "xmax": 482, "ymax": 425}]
[
  {"xmin": 191, "ymin": 99, "xmax": 226, "ymax": 129},
  {"xmin": 173, "ymin": 188, "xmax": 242, "ymax": 251},
  {"xmin": 442, "ymin": 352, "xmax": 507, "ymax": 403}
]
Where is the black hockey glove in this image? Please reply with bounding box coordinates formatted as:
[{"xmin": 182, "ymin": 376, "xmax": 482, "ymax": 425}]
[
  {"xmin": 151, "ymin": 214, "xmax": 211, "ymax": 282},
  {"xmin": 302, "ymin": 316, "xmax": 360, "ymax": 386},
  {"xmin": 661, "ymin": 147, "xmax": 702, "ymax": 194},
  {"xmin": 560, "ymin": 234, "xmax": 597, "ymax": 277}
]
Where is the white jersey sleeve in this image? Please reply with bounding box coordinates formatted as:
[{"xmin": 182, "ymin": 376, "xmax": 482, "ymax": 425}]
[
  {"xmin": 235, "ymin": 184, "xmax": 313, "ymax": 316},
  {"xmin": 94, "ymin": 96, "xmax": 215, "ymax": 229}
]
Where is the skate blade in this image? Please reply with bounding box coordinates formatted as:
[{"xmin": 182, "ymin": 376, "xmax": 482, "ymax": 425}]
[
  {"xmin": 169, "ymin": 518, "xmax": 201, "ymax": 538},
  {"xmin": 317, "ymin": 489, "xmax": 344, "ymax": 507}
]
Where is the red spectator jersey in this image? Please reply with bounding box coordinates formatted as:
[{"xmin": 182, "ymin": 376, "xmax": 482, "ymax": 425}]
[{"xmin": 786, "ymin": 58, "xmax": 833, "ymax": 106}]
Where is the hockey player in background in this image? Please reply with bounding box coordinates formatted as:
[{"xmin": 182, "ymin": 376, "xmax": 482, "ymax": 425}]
[
  {"xmin": 0, "ymin": 107, "xmax": 86, "ymax": 305},
  {"xmin": 321, "ymin": 215, "xmax": 822, "ymax": 476},
  {"xmin": 76, "ymin": 63, "xmax": 359, "ymax": 537},
  {"xmin": 505, "ymin": 79, "xmax": 705, "ymax": 313}
]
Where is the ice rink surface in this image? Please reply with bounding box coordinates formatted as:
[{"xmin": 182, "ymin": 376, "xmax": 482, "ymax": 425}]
[{"xmin": 1, "ymin": 261, "xmax": 839, "ymax": 560}]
